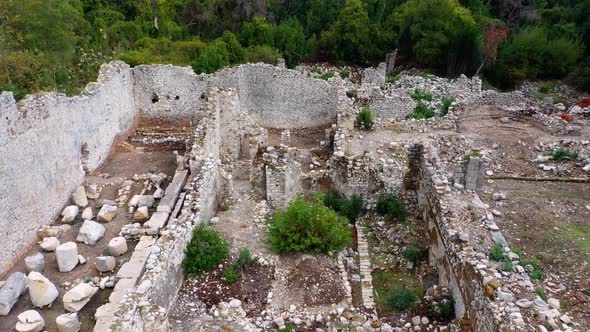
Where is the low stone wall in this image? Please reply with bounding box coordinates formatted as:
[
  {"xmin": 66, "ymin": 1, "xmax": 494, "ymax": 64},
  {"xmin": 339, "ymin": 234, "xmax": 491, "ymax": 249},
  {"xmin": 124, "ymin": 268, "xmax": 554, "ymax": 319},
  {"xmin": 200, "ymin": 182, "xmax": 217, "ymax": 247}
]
[{"xmin": 0, "ymin": 61, "xmax": 136, "ymax": 273}]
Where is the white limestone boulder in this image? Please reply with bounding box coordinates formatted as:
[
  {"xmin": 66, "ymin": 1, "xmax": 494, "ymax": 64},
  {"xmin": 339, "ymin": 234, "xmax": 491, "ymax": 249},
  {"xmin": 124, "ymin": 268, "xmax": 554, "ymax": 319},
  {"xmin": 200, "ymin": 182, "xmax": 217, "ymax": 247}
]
[
  {"xmin": 61, "ymin": 206, "xmax": 79, "ymax": 223},
  {"xmin": 24, "ymin": 253, "xmax": 45, "ymax": 273},
  {"xmin": 97, "ymin": 205, "xmax": 117, "ymax": 222},
  {"xmin": 129, "ymin": 195, "xmax": 155, "ymax": 208},
  {"xmin": 95, "ymin": 256, "xmax": 116, "ymax": 272},
  {"xmin": 133, "ymin": 206, "xmax": 149, "ymax": 221},
  {"xmin": 76, "ymin": 220, "xmax": 105, "ymax": 245},
  {"xmin": 27, "ymin": 272, "xmax": 58, "ymax": 307},
  {"xmin": 56, "ymin": 312, "xmax": 81, "ymax": 332},
  {"xmin": 56, "ymin": 242, "xmax": 79, "ymax": 272},
  {"xmin": 39, "ymin": 237, "xmax": 60, "ymax": 252},
  {"xmin": 87, "ymin": 184, "xmax": 99, "ymax": 199},
  {"xmin": 81, "ymin": 207, "xmax": 94, "ymax": 220},
  {"xmin": 15, "ymin": 310, "xmax": 45, "ymax": 332},
  {"xmin": 63, "ymin": 283, "xmax": 98, "ymax": 312},
  {"xmin": 0, "ymin": 272, "xmax": 27, "ymax": 315},
  {"xmin": 107, "ymin": 237, "xmax": 128, "ymax": 257},
  {"xmin": 71, "ymin": 186, "xmax": 88, "ymax": 208}
]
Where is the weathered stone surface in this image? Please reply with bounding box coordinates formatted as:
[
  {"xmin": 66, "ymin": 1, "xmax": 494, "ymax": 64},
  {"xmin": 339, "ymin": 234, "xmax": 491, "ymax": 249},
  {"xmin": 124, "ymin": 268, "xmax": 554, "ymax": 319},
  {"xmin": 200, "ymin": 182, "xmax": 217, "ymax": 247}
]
[
  {"xmin": 63, "ymin": 283, "xmax": 98, "ymax": 312},
  {"xmin": 95, "ymin": 256, "xmax": 116, "ymax": 272},
  {"xmin": 108, "ymin": 237, "xmax": 128, "ymax": 257},
  {"xmin": 24, "ymin": 253, "xmax": 45, "ymax": 273},
  {"xmin": 56, "ymin": 242, "xmax": 79, "ymax": 272},
  {"xmin": 81, "ymin": 207, "xmax": 94, "ymax": 220},
  {"xmin": 133, "ymin": 206, "xmax": 149, "ymax": 221},
  {"xmin": 72, "ymin": 186, "xmax": 88, "ymax": 207},
  {"xmin": 76, "ymin": 220, "xmax": 105, "ymax": 245},
  {"xmin": 56, "ymin": 312, "xmax": 81, "ymax": 332},
  {"xmin": 15, "ymin": 310, "xmax": 45, "ymax": 332},
  {"xmin": 144, "ymin": 211, "xmax": 169, "ymax": 235},
  {"xmin": 97, "ymin": 205, "xmax": 117, "ymax": 222},
  {"xmin": 61, "ymin": 206, "xmax": 79, "ymax": 223},
  {"xmin": 0, "ymin": 272, "xmax": 27, "ymax": 315},
  {"xmin": 40, "ymin": 237, "xmax": 60, "ymax": 251},
  {"xmin": 87, "ymin": 184, "xmax": 99, "ymax": 200},
  {"xmin": 27, "ymin": 272, "xmax": 58, "ymax": 307}
]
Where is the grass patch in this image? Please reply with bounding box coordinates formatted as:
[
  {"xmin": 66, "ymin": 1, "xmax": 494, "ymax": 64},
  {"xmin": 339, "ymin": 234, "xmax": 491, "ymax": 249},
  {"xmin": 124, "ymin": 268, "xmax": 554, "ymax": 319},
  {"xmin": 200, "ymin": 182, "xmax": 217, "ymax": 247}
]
[
  {"xmin": 463, "ymin": 150, "xmax": 481, "ymax": 161},
  {"xmin": 386, "ymin": 75, "xmax": 399, "ymax": 84},
  {"xmin": 320, "ymin": 72, "xmax": 335, "ymax": 80},
  {"xmin": 411, "ymin": 102, "xmax": 435, "ymax": 120},
  {"xmin": 340, "ymin": 71, "xmax": 350, "ymax": 78},
  {"xmin": 559, "ymin": 225, "xmax": 590, "ymax": 263},
  {"xmin": 410, "ymin": 88, "xmax": 433, "ymax": 102},
  {"xmin": 355, "ymin": 108, "xmax": 373, "ymax": 129},
  {"xmin": 489, "ymin": 243, "xmax": 504, "ymax": 261},
  {"xmin": 440, "ymin": 96, "xmax": 454, "ymax": 116},
  {"xmin": 183, "ymin": 225, "xmax": 229, "ymax": 276},
  {"xmin": 550, "ymin": 148, "xmax": 578, "ymax": 162},
  {"xmin": 535, "ymin": 287, "xmax": 547, "ymax": 300},
  {"xmin": 373, "ymin": 271, "xmax": 421, "ymax": 312},
  {"xmin": 376, "ymin": 193, "xmax": 407, "ymax": 222}
]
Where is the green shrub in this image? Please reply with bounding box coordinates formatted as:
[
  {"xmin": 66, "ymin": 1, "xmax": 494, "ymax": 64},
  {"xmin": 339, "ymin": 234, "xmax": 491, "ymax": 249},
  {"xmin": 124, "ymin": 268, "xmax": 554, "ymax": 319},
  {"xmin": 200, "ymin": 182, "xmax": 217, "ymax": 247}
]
[
  {"xmin": 320, "ymin": 72, "xmax": 335, "ymax": 80},
  {"xmin": 278, "ymin": 323, "xmax": 296, "ymax": 332},
  {"xmin": 245, "ymin": 45, "xmax": 281, "ymax": 65},
  {"xmin": 530, "ymin": 269, "xmax": 545, "ymax": 281},
  {"xmin": 410, "ymin": 89, "xmax": 433, "ymax": 102},
  {"xmin": 489, "ymin": 243, "xmax": 504, "ymax": 261},
  {"xmin": 551, "ymin": 149, "xmax": 578, "ymax": 162},
  {"xmin": 191, "ymin": 40, "xmax": 230, "ymax": 74},
  {"xmin": 539, "ymin": 83, "xmax": 557, "ymax": 94},
  {"xmin": 182, "ymin": 225, "xmax": 229, "ymax": 276},
  {"xmin": 385, "ymin": 287, "xmax": 418, "ymax": 311},
  {"xmin": 535, "ymin": 287, "xmax": 547, "ymax": 300},
  {"xmin": 411, "ymin": 102, "xmax": 435, "ymax": 120},
  {"xmin": 268, "ymin": 194, "xmax": 352, "ymax": 254},
  {"xmin": 223, "ymin": 266, "xmax": 241, "ymax": 283},
  {"xmin": 355, "ymin": 108, "xmax": 373, "ymax": 129},
  {"xmin": 324, "ymin": 191, "xmax": 364, "ymax": 223},
  {"xmin": 440, "ymin": 96, "xmax": 454, "ymax": 116},
  {"xmin": 340, "ymin": 71, "xmax": 350, "ymax": 78},
  {"xmin": 376, "ymin": 193, "xmax": 407, "ymax": 221},
  {"xmin": 235, "ymin": 248, "xmax": 256, "ymax": 269},
  {"xmin": 463, "ymin": 150, "xmax": 481, "ymax": 160},
  {"xmin": 403, "ymin": 246, "xmax": 427, "ymax": 264},
  {"xmin": 429, "ymin": 298, "xmax": 455, "ymax": 322},
  {"xmin": 386, "ymin": 75, "xmax": 399, "ymax": 84},
  {"xmin": 503, "ymin": 258, "xmax": 514, "ymax": 272}
]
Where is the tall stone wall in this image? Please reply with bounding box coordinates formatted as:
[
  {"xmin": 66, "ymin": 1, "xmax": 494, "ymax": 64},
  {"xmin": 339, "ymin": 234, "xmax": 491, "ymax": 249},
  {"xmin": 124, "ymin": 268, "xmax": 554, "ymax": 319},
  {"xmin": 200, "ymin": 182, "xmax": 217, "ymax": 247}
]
[{"xmin": 0, "ymin": 61, "xmax": 136, "ymax": 273}]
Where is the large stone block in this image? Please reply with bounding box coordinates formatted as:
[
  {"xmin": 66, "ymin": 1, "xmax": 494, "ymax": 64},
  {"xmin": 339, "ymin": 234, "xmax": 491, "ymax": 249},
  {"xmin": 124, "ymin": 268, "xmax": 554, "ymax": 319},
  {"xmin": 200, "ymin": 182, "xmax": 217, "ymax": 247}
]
[
  {"xmin": 95, "ymin": 256, "xmax": 116, "ymax": 273},
  {"xmin": 56, "ymin": 242, "xmax": 79, "ymax": 272},
  {"xmin": 0, "ymin": 272, "xmax": 27, "ymax": 315},
  {"xmin": 72, "ymin": 186, "xmax": 88, "ymax": 208},
  {"xmin": 97, "ymin": 205, "xmax": 117, "ymax": 222},
  {"xmin": 15, "ymin": 310, "xmax": 45, "ymax": 332},
  {"xmin": 27, "ymin": 272, "xmax": 58, "ymax": 307},
  {"xmin": 61, "ymin": 206, "xmax": 79, "ymax": 223},
  {"xmin": 107, "ymin": 237, "xmax": 128, "ymax": 257},
  {"xmin": 76, "ymin": 220, "xmax": 105, "ymax": 245},
  {"xmin": 63, "ymin": 283, "xmax": 98, "ymax": 312},
  {"xmin": 56, "ymin": 312, "xmax": 81, "ymax": 332},
  {"xmin": 24, "ymin": 253, "xmax": 45, "ymax": 273}
]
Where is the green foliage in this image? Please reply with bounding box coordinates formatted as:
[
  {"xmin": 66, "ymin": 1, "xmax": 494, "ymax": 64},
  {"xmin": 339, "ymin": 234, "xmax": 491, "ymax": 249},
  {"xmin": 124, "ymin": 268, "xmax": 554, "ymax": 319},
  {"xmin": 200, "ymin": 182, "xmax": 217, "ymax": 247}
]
[
  {"xmin": 411, "ymin": 102, "xmax": 435, "ymax": 120},
  {"xmin": 521, "ymin": 257, "xmax": 545, "ymax": 280},
  {"xmin": 489, "ymin": 243, "xmax": 504, "ymax": 261},
  {"xmin": 385, "ymin": 75, "xmax": 400, "ymax": 84},
  {"xmin": 245, "ymin": 45, "xmax": 281, "ymax": 65},
  {"xmin": 503, "ymin": 258, "xmax": 514, "ymax": 272},
  {"xmin": 376, "ymin": 193, "xmax": 407, "ymax": 222},
  {"xmin": 402, "ymin": 245, "xmax": 427, "ymax": 264},
  {"xmin": 324, "ymin": 0, "xmax": 372, "ymax": 64},
  {"xmin": 182, "ymin": 225, "xmax": 229, "ymax": 276},
  {"xmin": 268, "ymin": 194, "xmax": 352, "ymax": 254},
  {"xmin": 323, "ymin": 191, "xmax": 364, "ymax": 223},
  {"xmin": 535, "ymin": 287, "xmax": 547, "ymax": 300},
  {"xmin": 463, "ymin": 150, "xmax": 481, "ymax": 160},
  {"xmin": 277, "ymin": 323, "xmax": 296, "ymax": 332},
  {"xmin": 410, "ymin": 89, "xmax": 433, "ymax": 101},
  {"xmin": 340, "ymin": 71, "xmax": 350, "ymax": 78},
  {"xmin": 320, "ymin": 72, "xmax": 335, "ymax": 80},
  {"xmin": 429, "ymin": 298, "xmax": 455, "ymax": 322},
  {"xmin": 385, "ymin": 287, "xmax": 418, "ymax": 311},
  {"xmin": 551, "ymin": 149, "xmax": 578, "ymax": 161},
  {"xmin": 192, "ymin": 40, "xmax": 230, "ymax": 74},
  {"xmin": 441, "ymin": 96, "xmax": 455, "ymax": 116},
  {"xmin": 235, "ymin": 248, "xmax": 257, "ymax": 269},
  {"xmin": 223, "ymin": 266, "xmax": 241, "ymax": 283},
  {"xmin": 355, "ymin": 108, "xmax": 374, "ymax": 129}
]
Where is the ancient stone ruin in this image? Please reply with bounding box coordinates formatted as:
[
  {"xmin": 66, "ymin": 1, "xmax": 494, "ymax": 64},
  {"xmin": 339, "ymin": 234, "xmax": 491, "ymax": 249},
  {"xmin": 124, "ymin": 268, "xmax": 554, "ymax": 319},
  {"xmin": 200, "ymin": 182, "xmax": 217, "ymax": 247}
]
[{"xmin": 0, "ymin": 60, "xmax": 588, "ymax": 332}]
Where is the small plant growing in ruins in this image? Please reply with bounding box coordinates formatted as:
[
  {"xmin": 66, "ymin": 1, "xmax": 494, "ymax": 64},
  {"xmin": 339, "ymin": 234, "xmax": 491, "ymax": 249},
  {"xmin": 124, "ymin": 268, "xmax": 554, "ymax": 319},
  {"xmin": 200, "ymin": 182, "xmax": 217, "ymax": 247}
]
[
  {"xmin": 346, "ymin": 90, "xmax": 358, "ymax": 99},
  {"xmin": 535, "ymin": 287, "xmax": 547, "ymax": 300},
  {"xmin": 323, "ymin": 191, "xmax": 364, "ymax": 223},
  {"xmin": 489, "ymin": 243, "xmax": 504, "ymax": 261},
  {"xmin": 411, "ymin": 102, "xmax": 435, "ymax": 120},
  {"xmin": 428, "ymin": 298, "xmax": 455, "ymax": 322},
  {"xmin": 235, "ymin": 248, "xmax": 257, "ymax": 269},
  {"xmin": 278, "ymin": 323, "xmax": 296, "ymax": 332},
  {"xmin": 503, "ymin": 258, "xmax": 514, "ymax": 272},
  {"xmin": 182, "ymin": 225, "xmax": 229, "ymax": 275},
  {"xmin": 385, "ymin": 287, "xmax": 418, "ymax": 311},
  {"xmin": 385, "ymin": 75, "xmax": 399, "ymax": 84},
  {"xmin": 440, "ymin": 96, "xmax": 455, "ymax": 116},
  {"xmin": 223, "ymin": 266, "xmax": 241, "ymax": 284},
  {"xmin": 521, "ymin": 257, "xmax": 545, "ymax": 280},
  {"xmin": 376, "ymin": 193, "xmax": 407, "ymax": 222},
  {"xmin": 402, "ymin": 245, "xmax": 427, "ymax": 264},
  {"xmin": 320, "ymin": 72, "xmax": 335, "ymax": 80},
  {"xmin": 268, "ymin": 194, "xmax": 352, "ymax": 254},
  {"xmin": 550, "ymin": 148, "xmax": 578, "ymax": 162},
  {"xmin": 539, "ymin": 83, "xmax": 557, "ymax": 94},
  {"xmin": 410, "ymin": 88, "xmax": 433, "ymax": 102},
  {"xmin": 355, "ymin": 108, "xmax": 373, "ymax": 129},
  {"xmin": 463, "ymin": 150, "xmax": 481, "ymax": 161},
  {"xmin": 340, "ymin": 71, "xmax": 350, "ymax": 78}
]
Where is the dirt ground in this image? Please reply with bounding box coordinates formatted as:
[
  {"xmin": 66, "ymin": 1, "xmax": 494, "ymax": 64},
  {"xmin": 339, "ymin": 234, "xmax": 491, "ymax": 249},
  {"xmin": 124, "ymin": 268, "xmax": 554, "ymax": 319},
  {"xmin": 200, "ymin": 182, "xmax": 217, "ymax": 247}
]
[{"xmin": 0, "ymin": 149, "xmax": 177, "ymax": 331}]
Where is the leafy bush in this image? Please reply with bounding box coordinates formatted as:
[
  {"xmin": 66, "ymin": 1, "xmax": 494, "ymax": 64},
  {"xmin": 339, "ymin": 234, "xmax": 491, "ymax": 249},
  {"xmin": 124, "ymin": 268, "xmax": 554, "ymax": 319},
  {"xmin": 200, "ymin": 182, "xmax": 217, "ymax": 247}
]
[
  {"xmin": 411, "ymin": 102, "xmax": 435, "ymax": 120},
  {"xmin": 521, "ymin": 257, "xmax": 545, "ymax": 280},
  {"xmin": 320, "ymin": 72, "xmax": 335, "ymax": 80},
  {"xmin": 340, "ymin": 71, "xmax": 350, "ymax": 78},
  {"xmin": 192, "ymin": 40, "xmax": 230, "ymax": 74},
  {"xmin": 535, "ymin": 287, "xmax": 547, "ymax": 300},
  {"xmin": 235, "ymin": 248, "xmax": 257, "ymax": 269},
  {"xmin": 386, "ymin": 75, "xmax": 400, "ymax": 84},
  {"xmin": 440, "ymin": 96, "xmax": 455, "ymax": 116},
  {"xmin": 385, "ymin": 287, "xmax": 418, "ymax": 311},
  {"xmin": 355, "ymin": 108, "xmax": 374, "ymax": 129},
  {"xmin": 463, "ymin": 150, "xmax": 481, "ymax": 160},
  {"xmin": 268, "ymin": 194, "xmax": 352, "ymax": 254},
  {"xmin": 376, "ymin": 193, "xmax": 407, "ymax": 222},
  {"xmin": 429, "ymin": 298, "xmax": 455, "ymax": 322},
  {"xmin": 223, "ymin": 266, "xmax": 241, "ymax": 283},
  {"xmin": 244, "ymin": 45, "xmax": 281, "ymax": 65},
  {"xmin": 410, "ymin": 89, "xmax": 433, "ymax": 101},
  {"xmin": 503, "ymin": 258, "xmax": 514, "ymax": 272},
  {"xmin": 403, "ymin": 245, "xmax": 427, "ymax": 264},
  {"xmin": 182, "ymin": 225, "xmax": 229, "ymax": 276},
  {"xmin": 489, "ymin": 243, "xmax": 504, "ymax": 261},
  {"xmin": 551, "ymin": 149, "xmax": 578, "ymax": 161},
  {"xmin": 323, "ymin": 191, "xmax": 364, "ymax": 223}
]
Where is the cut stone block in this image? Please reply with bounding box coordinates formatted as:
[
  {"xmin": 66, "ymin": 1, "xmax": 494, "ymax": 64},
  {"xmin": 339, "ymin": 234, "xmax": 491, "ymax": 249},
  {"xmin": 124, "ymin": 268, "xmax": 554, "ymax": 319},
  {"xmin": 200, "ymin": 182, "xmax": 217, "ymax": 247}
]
[
  {"xmin": 24, "ymin": 253, "xmax": 45, "ymax": 273},
  {"xmin": 37, "ymin": 225, "xmax": 69, "ymax": 239},
  {"xmin": 76, "ymin": 220, "xmax": 105, "ymax": 245},
  {"xmin": 15, "ymin": 310, "xmax": 45, "ymax": 332},
  {"xmin": 40, "ymin": 237, "xmax": 60, "ymax": 252},
  {"xmin": 81, "ymin": 207, "xmax": 94, "ymax": 220},
  {"xmin": 144, "ymin": 212, "xmax": 169, "ymax": 235},
  {"xmin": 87, "ymin": 184, "xmax": 99, "ymax": 199},
  {"xmin": 157, "ymin": 170, "xmax": 188, "ymax": 213},
  {"xmin": 129, "ymin": 195, "xmax": 155, "ymax": 208},
  {"xmin": 0, "ymin": 272, "xmax": 27, "ymax": 315},
  {"xmin": 95, "ymin": 256, "xmax": 116, "ymax": 273},
  {"xmin": 56, "ymin": 312, "xmax": 81, "ymax": 332},
  {"xmin": 56, "ymin": 242, "xmax": 79, "ymax": 272},
  {"xmin": 116, "ymin": 260, "xmax": 145, "ymax": 280},
  {"xmin": 97, "ymin": 205, "xmax": 117, "ymax": 222},
  {"xmin": 63, "ymin": 283, "xmax": 98, "ymax": 312},
  {"xmin": 107, "ymin": 237, "xmax": 128, "ymax": 257},
  {"xmin": 133, "ymin": 206, "xmax": 149, "ymax": 221},
  {"xmin": 61, "ymin": 206, "xmax": 79, "ymax": 223},
  {"xmin": 27, "ymin": 272, "xmax": 58, "ymax": 307},
  {"xmin": 72, "ymin": 186, "xmax": 88, "ymax": 208}
]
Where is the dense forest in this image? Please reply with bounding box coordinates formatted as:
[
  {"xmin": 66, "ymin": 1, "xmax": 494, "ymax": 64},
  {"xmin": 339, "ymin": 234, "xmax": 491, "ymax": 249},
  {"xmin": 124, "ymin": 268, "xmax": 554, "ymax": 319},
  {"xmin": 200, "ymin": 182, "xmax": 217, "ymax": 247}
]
[{"xmin": 0, "ymin": 0, "xmax": 589, "ymax": 99}]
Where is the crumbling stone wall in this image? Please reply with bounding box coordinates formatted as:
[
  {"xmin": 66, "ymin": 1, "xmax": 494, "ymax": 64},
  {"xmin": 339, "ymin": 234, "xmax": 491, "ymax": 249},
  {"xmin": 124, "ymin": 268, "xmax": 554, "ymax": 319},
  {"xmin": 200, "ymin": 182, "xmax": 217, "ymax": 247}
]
[
  {"xmin": 263, "ymin": 146, "xmax": 302, "ymax": 208},
  {"xmin": 0, "ymin": 61, "xmax": 136, "ymax": 273}
]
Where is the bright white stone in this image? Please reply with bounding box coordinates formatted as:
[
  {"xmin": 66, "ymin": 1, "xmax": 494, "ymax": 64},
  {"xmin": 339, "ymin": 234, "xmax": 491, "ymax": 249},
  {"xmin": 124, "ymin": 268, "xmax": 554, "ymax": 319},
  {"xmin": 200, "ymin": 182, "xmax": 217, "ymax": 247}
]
[
  {"xmin": 72, "ymin": 186, "xmax": 88, "ymax": 207},
  {"xmin": 24, "ymin": 253, "xmax": 45, "ymax": 273},
  {"xmin": 76, "ymin": 220, "xmax": 105, "ymax": 245},
  {"xmin": 56, "ymin": 242, "xmax": 79, "ymax": 272},
  {"xmin": 61, "ymin": 206, "xmax": 79, "ymax": 223},
  {"xmin": 27, "ymin": 272, "xmax": 58, "ymax": 307},
  {"xmin": 15, "ymin": 310, "xmax": 45, "ymax": 332},
  {"xmin": 107, "ymin": 237, "xmax": 128, "ymax": 257},
  {"xmin": 56, "ymin": 312, "xmax": 81, "ymax": 332},
  {"xmin": 40, "ymin": 237, "xmax": 60, "ymax": 252},
  {"xmin": 63, "ymin": 283, "xmax": 98, "ymax": 312}
]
